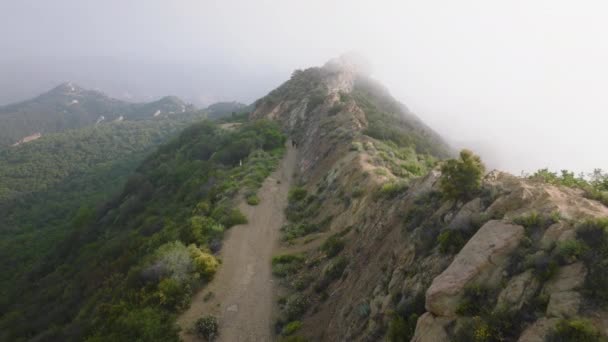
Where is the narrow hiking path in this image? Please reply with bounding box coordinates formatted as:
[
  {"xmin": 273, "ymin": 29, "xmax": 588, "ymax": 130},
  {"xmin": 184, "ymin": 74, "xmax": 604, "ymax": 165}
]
[{"xmin": 177, "ymin": 142, "xmax": 296, "ymax": 342}]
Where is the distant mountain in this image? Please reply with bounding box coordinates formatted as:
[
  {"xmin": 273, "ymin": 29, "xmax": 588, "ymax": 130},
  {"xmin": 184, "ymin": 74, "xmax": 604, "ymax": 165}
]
[
  {"xmin": 205, "ymin": 101, "xmax": 250, "ymax": 120},
  {"xmin": 0, "ymin": 83, "xmax": 196, "ymax": 146}
]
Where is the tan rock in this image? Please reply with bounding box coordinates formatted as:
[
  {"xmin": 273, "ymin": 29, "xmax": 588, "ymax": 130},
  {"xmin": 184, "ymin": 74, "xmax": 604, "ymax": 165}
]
[
  {"xmin": 543, "ymin": 262, "xmax": 587, "ymax": 294},
  {"xmin": 411, "ymin": 312, "xmax": 451, "ymax": 342},
  {"xmin": 546, "ymin": 291, "xmax": 581, "ymax": 318},
  {"xmin": 517, "ymin": 318, "xmax": 559, "ymax": 342},
  {"xmin": 540, "ymin": 222, "xmax": 571, "ymax": 250},
  {"xmin": 425, "ymin": 220, "xmax": 525, "ymax": 316},
  {"xmin": 447, "ymin": 198, "xmax": 482, "ymax": 231},
  {"xmin": 496, "ymin": 270, "xmax": 540, "ymax": 310}
]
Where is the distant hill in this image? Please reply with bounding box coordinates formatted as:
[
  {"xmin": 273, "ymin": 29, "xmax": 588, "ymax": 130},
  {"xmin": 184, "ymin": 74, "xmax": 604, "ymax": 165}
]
[
  {"xmin": 0, "ymin": 82, "xmax": 195, "ymax": 146},
  {"xmin": 205, "ymin": 101, "xmax": 250, "ymax": 120}
]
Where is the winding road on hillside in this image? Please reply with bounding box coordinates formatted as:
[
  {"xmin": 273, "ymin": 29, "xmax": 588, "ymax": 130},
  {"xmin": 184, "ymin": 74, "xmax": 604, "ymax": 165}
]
[{"xmin": 177, "ymin": 142, "xmax": 296, "ymax": 342}]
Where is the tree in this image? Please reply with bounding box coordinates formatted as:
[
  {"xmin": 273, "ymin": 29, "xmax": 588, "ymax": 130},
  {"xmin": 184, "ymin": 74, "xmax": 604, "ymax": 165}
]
[{"xmin": 439, "ymin": 149, "xmax": 485, "ymax": 200}]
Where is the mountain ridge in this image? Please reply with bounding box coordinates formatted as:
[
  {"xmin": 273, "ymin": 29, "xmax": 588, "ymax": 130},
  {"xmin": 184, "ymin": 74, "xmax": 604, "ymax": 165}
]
[{"xmin": 0, "ymin": 83, "xmax": 196, "ymax": 146}]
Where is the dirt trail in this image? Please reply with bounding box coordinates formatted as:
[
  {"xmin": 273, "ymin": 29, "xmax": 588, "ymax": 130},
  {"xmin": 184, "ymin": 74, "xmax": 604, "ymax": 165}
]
[{"xmin": 177, "ymin": 142, "xmax": 296, "ymax": 342}]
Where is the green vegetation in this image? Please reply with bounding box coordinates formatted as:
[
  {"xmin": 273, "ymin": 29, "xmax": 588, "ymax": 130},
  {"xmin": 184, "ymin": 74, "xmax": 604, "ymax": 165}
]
[
  {"xmin": 246, "ymin": 193, "xmax": 261, "ymax": 205},
  {"xmin": 352, "ymin": 77, "xmax": 450, "ymax": 158},
  {"xmin": 456, "ymin": 284, "xmax": 494, "ymax": 316},
  {"xmin": 282, "ymin": 186, "xmax": 328, "ymax": 242},
  {"xmin": 321, "ymin": 234, "xmax": 345, "ymax": 257},
  {"xmin": 272, "ymin": 254, "xmax": 306, "ymax": 277},
  {"xmin": 439, "ymin": 149, "xmax": 486, "ymax": 201},
  {"xmin": 576, "ymin": 218, "xmax": 608, "ymax": 305},
  {"xmin": 314, "ymin": 256, "xmax": 348, "ymax": 292},
  {"xmin": 388, "ymin": 292, "xmax": 425, "ymax": 341},
  {"xmin": 378, "ymin": 180, "xmax": 409, "ymax": 198},
  {"xmin": 437, "ymin": 229, "xmax": 468, "ymax": 254},
  {"xmin": 0, "ymin": 83, "xmax": 193, "ymax": 146},
  {"xmin": 546, "ymin": 318, "xmax": 605, "ymax": 342},
  {"xmin": 194, "ymin": 315, "xmax": 219, "ymax": 340},
  {"xmin": 370, "ymin": 140, "xmax": 438, "ymax": 180},
  {"xmin": 0, "ymin": 119, "xmax": 285, "ymax": 341},
  {"xmin": 529, "ymin": 168, "xmax": 608, "ymax": 207},
  {"xmin": 284, "ymin": 294, "xmax": 310, "ymax": 321},
  {"xmin": 281, "ymin": 321, "xmax": 303, "ymax": 336}
]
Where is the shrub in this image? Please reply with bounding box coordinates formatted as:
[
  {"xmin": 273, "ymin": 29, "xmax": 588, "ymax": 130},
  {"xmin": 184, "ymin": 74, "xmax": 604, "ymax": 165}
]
[
  {"xmin": 439, "ymin": 150, "xmax": 485, "ymax": 200},
  {"xmin": 194, "ymin": 315, "xmax": 219, "ymax": 340},
  {"xmin": 387, "ymin": 313, "xmax": 418, "ymax": 342},
  {"xmin": 188, "ymin": 244, "xmax": 220, "ymax": 278},
  {"xmin": 281, "ymin": 321, "xmax": 302, "ymax": 336},
  {"xmin": 288, "ymin": 187, "xmax": 308, "ymax": 202},
  {"xmin": 157, "ymin": 278, "xmax": 190, "ymax": 311},
  {"xmin": 437, "ymin": 229, "xmax": 467, "ymax": 254},
  {"xmin": 315, "ymin": 256, "xmax": 348, "ymax": 292},
  {"xmin": 378, "ymin": 180, "xmax": 409, "ymax": 198},
  {"xmin": 456, "ymin": 284, "xmax": 493, "ymax": 316},
  {"xmin": 272, "ymin": 254, "xmax": 305, "ymax": 277},
  {"xmin": 577, "ymin": 218, "xmax": 608, "ymax": 304},
  {"xmin": 321, "ymin": 235, "xmax": 345, "ymax": 257},
  {"xmin": 285, "ymin": 294, "xmax": 310, "ymax": 320},
  {"xmin": 546, "ymin": 318, "xmax": 604, "ymax": 342},
  {"xmin": 525, "ymin": 252, "xmax": 558, "ymax": 281},
  {"xmin": 188, "ymin": 216, "xmax": 224, "ymax": 245},
  {"xmin": 556, "ymin": 240, "xmax": 588, "ymax": 263},
  {"xmin": 246, "ymin": 194, "xmax": 260, "ymax": 205}
]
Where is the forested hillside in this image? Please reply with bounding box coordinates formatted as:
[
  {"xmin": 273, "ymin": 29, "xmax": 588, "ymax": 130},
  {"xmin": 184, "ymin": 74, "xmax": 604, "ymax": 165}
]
[
  {"xmin": 0, "ymin": 118, "xmax": 285, "ymax": 341},
  {"xmin": 0, "ymin": 82, "xmax": 194, "ymax": 146}
]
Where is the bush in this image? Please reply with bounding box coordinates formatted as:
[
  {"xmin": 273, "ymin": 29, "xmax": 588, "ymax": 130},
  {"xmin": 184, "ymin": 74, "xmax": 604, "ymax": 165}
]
[
  {"xmin": 437, "ymin": 229, "xmax": 467, "ymax": 254},
  {"xmin": 547, "ymin": 318, "xmax": 604, "ymax": 342},
  {"xmin": 223, "ymin": 208, "xmax": 248, "ymax": 227},
  {"xmin": 556, "ymin": 240, "xmax": 588, "ymax": 263},
  {"xmin": 387, "ymin": 313, "xmax": 418, "ymax": 342},
  {"xmin": 288, "ymin": 187, "xmax": 308, "ymax": 202},
  {"xmin": 378, "ymin": 180, "xmax": 409, "ymax": 198},
  {"xmin": 272, "ymin": 254, "xmax": 305, "ymax": 277},
  {"xmin": 188, "ymin": 244, "xmax": 220, "ymax": 278},
  {"xmin": 194, "ymin": 315, "xmax": 219, "ymax": 340},
  {"xmin": 285, "ymin": 294, "xmax": 310, "ymax": 320},
  {"xmin": 315, "ymin": 256, "xmax": 348, "ymax": 292},
  {"xmin": 577, "ymin": 219, "xmax": 608, "ymax": 304},
  {"xmin": 281, "ymin": 321, "xmax": 302, "ymax": 336},
  {"xmin": 439, "ymin": 150, "xmax": 485, "ymax": 200},
  {"xmin": 246, "ymin": 193, "xmax": 260, "ymax": 205},
  {"xmin": 321, "ymin": 235, "xmax": 345, "ymax": 257},
  {"xmin": 456, "ymin": 284, "xmax": 493, "ymax": 316}
]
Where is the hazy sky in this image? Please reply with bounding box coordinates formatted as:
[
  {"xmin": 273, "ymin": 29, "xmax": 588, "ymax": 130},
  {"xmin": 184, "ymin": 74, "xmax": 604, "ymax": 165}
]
[{"xmin": 1, "ymin": 0, "xmax": 607, "ymax": 174}]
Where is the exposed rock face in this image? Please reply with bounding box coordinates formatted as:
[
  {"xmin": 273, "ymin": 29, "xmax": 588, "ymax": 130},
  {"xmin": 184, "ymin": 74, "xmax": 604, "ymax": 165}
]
[
  {"xmin": 247, "ymin": 57, "xmax": 608, "ymax": 341},
  {"xmin": 426, "ymin": 220, "xmax": 525, "ymax": 316},
  {"xmin": 411, "ymin": 313, "xmax": 451, "ymax": 342},
  {"xmin": 496, "ymin": 270, "xmax": 540, "ymax": 310},
  {"xmin": 518, "ymin": 318, "xmax": 560, "ymax": 342},
  {"xmin": 486, "ymin": 171, "xmax": 608, "ymax": 220}
]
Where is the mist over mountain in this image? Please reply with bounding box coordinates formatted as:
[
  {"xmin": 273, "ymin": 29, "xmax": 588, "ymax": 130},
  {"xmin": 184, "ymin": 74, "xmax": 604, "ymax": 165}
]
[{"xmin": 0, "ymin": 56, "xmax": 285, "ymax": 107}]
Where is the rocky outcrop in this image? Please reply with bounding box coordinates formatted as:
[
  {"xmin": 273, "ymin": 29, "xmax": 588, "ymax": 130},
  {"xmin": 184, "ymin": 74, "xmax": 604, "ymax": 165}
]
[
  {"xmin": 496, "ymin": 269, "xmax": 540, "ymax": 310},
  {"xmin": 425, "ymin": 220, "xmax": 525, "ymax": 316},
  {"xmin": 411, "ymin": 313, "xmax": 451, "ymax": 342},
  {"xmin": 518, "ymin": 318, "xmax": 560, "ymax": 342}
]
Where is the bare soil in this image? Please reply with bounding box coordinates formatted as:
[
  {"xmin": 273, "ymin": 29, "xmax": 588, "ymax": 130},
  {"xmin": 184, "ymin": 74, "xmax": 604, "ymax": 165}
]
[{"xmin": 177, "ymin": 143, "xmax": 296, "ymax": 342}]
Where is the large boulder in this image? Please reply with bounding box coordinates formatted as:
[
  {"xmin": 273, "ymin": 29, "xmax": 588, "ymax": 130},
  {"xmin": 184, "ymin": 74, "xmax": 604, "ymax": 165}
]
[
  {"xmin": 517, "ymin": 318, "xmax": 560, "ymax": 342},
  {"xmin": 542, "ymin": 262, "xmax": 587, "ymax": 318},
  {"xmin": 411, "ymin": 312, "xmax": 451, "ymax": 342},
  {"xmin": 546, "ymin": 291, "xmax": 581, "ymax": 318},
  {"xmin": 425, "ymin": 220, "xmax": 525, "ymax": 316}
]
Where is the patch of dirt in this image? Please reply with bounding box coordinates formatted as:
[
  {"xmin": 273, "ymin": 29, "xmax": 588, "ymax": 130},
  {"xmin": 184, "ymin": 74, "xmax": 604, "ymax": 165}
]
[{"xmin": 177, "ymin": 142, "xmax": 296, "ymax": 341}]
